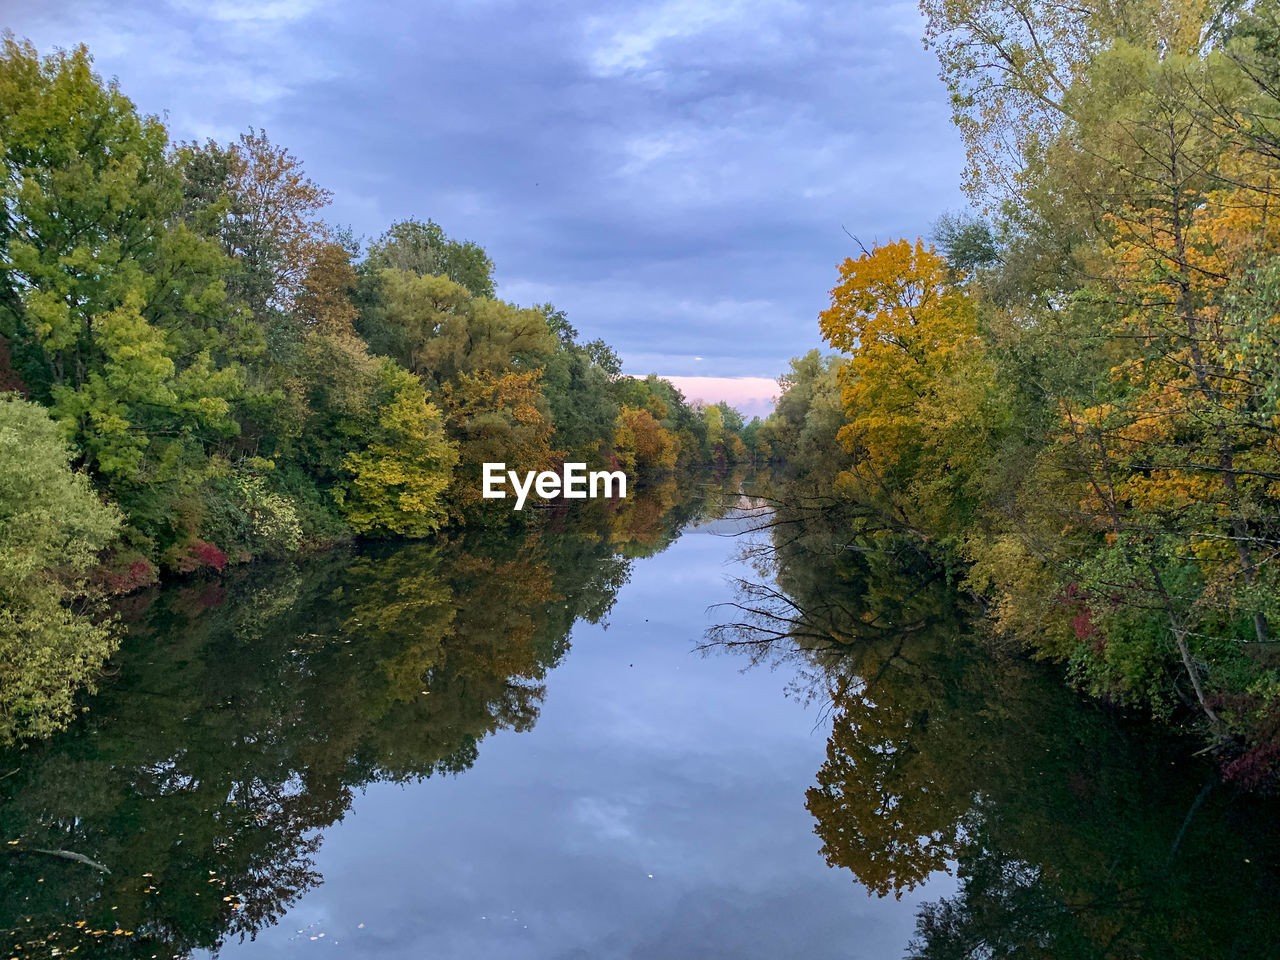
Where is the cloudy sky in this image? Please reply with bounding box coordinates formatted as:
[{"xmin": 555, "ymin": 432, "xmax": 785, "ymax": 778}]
[{"xmin": 4, "ymin": 0, "xmax": 965, "ymax": 414}]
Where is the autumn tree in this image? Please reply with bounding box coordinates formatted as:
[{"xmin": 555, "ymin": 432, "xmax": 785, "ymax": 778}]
[
  {"xmin": 614, "ymin": 405, "xmax": 679, "ymax": 477},
  {"xmin": 819, "ymin": 239, "xmax": 1000, "ymax": 543},
  {"xmin": 185, "ymin": 129, "xmax": 333, "ymax": 315},
  {"xmin": 337, "ymin": 362, "xmax": 456, "ymax": 536},
  {"xmin": 440, "ymin": 368, "xmax": 556, "ymax": 508},
  {"xmin": 910, "ymin": 0, "xmax": 1280, "ymax": 766}
]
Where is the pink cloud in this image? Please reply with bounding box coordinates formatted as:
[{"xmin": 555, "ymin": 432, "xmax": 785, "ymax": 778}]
[{"xmin": 660, "ymin": 375, "xmax": 778, "ymax": 419}]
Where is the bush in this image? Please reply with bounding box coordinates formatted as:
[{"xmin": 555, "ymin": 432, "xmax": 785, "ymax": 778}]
[{"xmin": 0, "ymin": 394, "xmax": 122, "ymax": 744}]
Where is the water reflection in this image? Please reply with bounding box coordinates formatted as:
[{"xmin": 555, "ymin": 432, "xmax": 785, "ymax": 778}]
[
  {"xmin": 0, "ymin": 479, "xmax": 738, "ymax": 959},
  {"xmin": 709, "ymin": 492, "xmax": 1280, "ymax": 959}
]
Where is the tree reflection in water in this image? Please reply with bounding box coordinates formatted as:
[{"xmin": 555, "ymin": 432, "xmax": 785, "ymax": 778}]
[
  {"xmin": 0, "ymin": 477, "xmax": 741, "ymax": 959},
  {"xmin": 706, "ymin": 491, "xmax": 1280, "ymax": 959}
]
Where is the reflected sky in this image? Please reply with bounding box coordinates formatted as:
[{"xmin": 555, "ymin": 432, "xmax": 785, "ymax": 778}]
[{"xmin": 206, "ymin": 523, "xmax": 948, "ymax": 958}]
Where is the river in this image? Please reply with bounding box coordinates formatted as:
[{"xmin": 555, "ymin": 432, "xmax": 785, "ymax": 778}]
[{"xmin": 2, "ymin": 484, "xmax": 1278, "ymax": 958}]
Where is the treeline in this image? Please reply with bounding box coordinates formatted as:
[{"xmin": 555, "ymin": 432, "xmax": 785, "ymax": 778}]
[
  {"xmin": 760, "ymin": 0, "xmax": 1280, "ymax": 785},
  {"xmin": 0, "ymin": 38, "xmax": 756, "ymax": 744}
]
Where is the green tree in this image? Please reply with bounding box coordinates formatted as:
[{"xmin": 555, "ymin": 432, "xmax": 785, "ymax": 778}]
[
  {"xmin": 538, "ymin": 305, "xmax": 622, "ymax": 460},
  {"xmin": 703, "ymin": 403, "xmax": 724, "ymax": 447},
  {"xmin": 763, "ymin": 351, "xmax": 850, "ymax": 484},
  {"xmin": 365, "ymin": 218, "xmax": 496, "ymax": 298},
  {"xmin": 0, "ymin": 394, "xmax": 121, "ymax": 744},
  {"xmin": 359, "ymin": 269, "xmax": 554, "ymax": 387},
  {"xmin": 337, "ymin": 362, "xmax": 457, "ymax": 536},
  {"xmin": 0, "ymin": 38, "xmax": 243, "ymax": 495}
]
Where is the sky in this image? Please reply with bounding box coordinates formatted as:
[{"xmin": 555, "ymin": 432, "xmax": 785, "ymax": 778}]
[{"xmin": 2, "ymin": 0, "xmax": 966, "ymax": 416}]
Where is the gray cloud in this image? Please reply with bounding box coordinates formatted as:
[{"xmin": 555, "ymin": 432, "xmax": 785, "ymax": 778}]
[{"xmin": 4, "ymin": 0, "xmax": 966, "ymax": 377}]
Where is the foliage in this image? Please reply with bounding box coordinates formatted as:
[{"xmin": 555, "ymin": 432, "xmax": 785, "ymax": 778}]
[
  {"xmin": 0, "ymin": 37, "xmax": 243, "ymax": 491},
  {"xmin": 0, "ymin": 35, "xmax": 758, "ymax": 742},
  {"xmin": 614, "ymin": 405, "xmax": 679, "ymax": 477},
  {"xmin": 762, "ymin": 0, "xmax": 1280, "ymax": 781},
  {"xmin": 338, "ymin": 362, "xmax": 457, "ymax": 535},
  {"xmin": 0, "ymin": 394, "xmax": 120, "ymax": 744},
  {"xmin": 817, "ymin": 239, "xmax": 1000, "ymax": 542},
  {"xmin": 365, "ymin": 218, "xmax": 496, "ymax": 298}
]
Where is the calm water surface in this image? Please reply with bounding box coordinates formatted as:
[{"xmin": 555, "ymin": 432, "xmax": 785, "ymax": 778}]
[
  {"xmin": 3, "ymin": 491, "xmax": 1279, "ymax": 958},
  {"xmin": 211, "ymin": 521, "xmax": 932, "ymax": 958}
]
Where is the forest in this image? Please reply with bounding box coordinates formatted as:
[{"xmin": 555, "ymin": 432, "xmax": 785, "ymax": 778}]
[
  {"xmin": 754, "ymin": 0, "xmax": 1280, "ymax": 789},
  {"xmin": 0, "ymin": 36, "xmax": 764, "ymax": 747}
]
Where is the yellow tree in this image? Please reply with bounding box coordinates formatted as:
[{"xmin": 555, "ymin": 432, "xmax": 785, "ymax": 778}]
[
  {"xmin": 614, "ymin": 405, "xmax": 679, "ymax": 477},
  {"xmin": 818, "ymin": 239, "xmax": 996, "ymax": 541},
  {"xmin": 337, "ymin": 362, "xmax": 457, "ymax": 536}
]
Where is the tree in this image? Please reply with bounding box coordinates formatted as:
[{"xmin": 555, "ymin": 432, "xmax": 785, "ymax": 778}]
[
  {"xmin": 763, "ymin": 351, "xmax": 851, "ymax": 482},
  {"xmin": 932, "ymin": 212, "xmax": 1001, "ymax": 276},
  {"xmin": 297, "ymin": 239, "xmax": 360, "ymax": 338},
  {"xmin": 535, "ymin": 304, "xmax": 622, "ymax": 460},
  {"xmin": 704, "ymin": 402, "xmax": 724, "ymax": 447},
  {"xmin": 818, "ymin": 239, "xmax": 998, "ymax": 542},
  {"xmin": 185, "ymin": 129, "xmax": 333, "ymax": 315},
  {"xmin": 715, "ymin": 400, "xmax": 745, "ymax": 434},
  {"xmin": 337, "ymin": 362, "xmax": 457, "ymax": 536},
  {"xmin": 0, "ymin": 394, "xmax": 121, "ymax": 744},
  {"xmin": 364, "ymin": 218, "xmax": 496, "ymax": 298},
  {"xmin": 0, "ymin": 37, "xmax": 245, "ymax": 511},
  {"xmin": 614, "ymin": 406, "xmax": 679, "ymax": 477},
  {"xmin": 921, "ymin": 0, "xmax": 1224, "ymax": 204},
  {"xmin": 973, "ymin": 36, "xmax": 1280, "ymax": 741},
  {"xmin": 360, "ymin": 269, "xmax": 554, "ymax": 386},
  {"xmin": 912, "ymin": 6, "xmax": 1280, "ymax": 768},
  {"xmin": 439, "ymin": 368, "xmax": 556, "ymax": 507}
]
